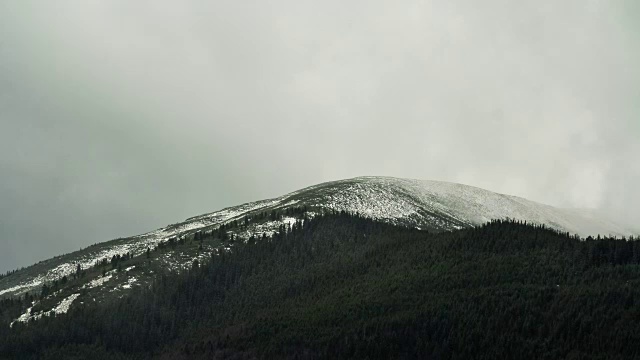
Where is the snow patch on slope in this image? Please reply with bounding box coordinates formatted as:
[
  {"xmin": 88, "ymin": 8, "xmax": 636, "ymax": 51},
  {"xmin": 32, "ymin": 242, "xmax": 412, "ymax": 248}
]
[
  {"xmin": 122, "ymin": 277, "xmax": 137, "ymax": 290},
  {"xmin": 10, "ymin": 306, "xmax": 34, "ymax": 327},
  {"xmin": 0, "ymin": 281, "xmax": 42, "ymax": 297},
  {"xmin": 10, "ymin": 293, "xmax": 80, "ymax": 327},
  {"xmin": 83, "ymin": 274, "xmax": 112, "ymax": 290},
  {"xmin": 0, "ymin": 195, "xmax": 292, "ymax": 297},
  {"xmin": 52, "ymin": 293, "xmax": 80, "ymax": 315}
]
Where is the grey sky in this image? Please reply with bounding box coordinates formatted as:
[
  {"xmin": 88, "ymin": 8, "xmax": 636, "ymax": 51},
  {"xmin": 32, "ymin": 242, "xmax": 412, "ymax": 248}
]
[{"xmin": 1, "ymin": 1, "xmax": 638, "ymax": 273}]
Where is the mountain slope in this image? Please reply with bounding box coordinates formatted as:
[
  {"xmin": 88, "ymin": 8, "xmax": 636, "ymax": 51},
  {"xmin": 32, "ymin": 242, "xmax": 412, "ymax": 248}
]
[
  {"xmin": 0, "ymin": 176, "xmax": 636, "ymax": 308},
  {"xmin": 277, "ymin": 177, "xmax": 635, "ymax": 236},
  {"xmin": 3, "ymin": 214, "xmax": 640, "ymax": 359},
  {"xmin": 176, "ymin": 176, "xmax": 636, "ymax": 238}
]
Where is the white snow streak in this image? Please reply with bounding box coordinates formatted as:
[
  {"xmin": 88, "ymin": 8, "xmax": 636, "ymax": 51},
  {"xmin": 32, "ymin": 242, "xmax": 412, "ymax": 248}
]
[
  {"xmin": 83, "ymin": 274, "xmax": 112, "ymax": 289},
  {"xmin": 51, "ymin": 293, "xmax": 80, "ymax": 315},
  {"xmin": 10, "ymin": 293, "xmax": 80, "ymax": 327}
]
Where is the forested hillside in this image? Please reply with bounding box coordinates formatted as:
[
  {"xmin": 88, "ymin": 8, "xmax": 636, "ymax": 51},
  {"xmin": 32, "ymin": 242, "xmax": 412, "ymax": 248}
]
[
  {"xmin": 3, "ymin": 177, "xmax": 636, "ymax": 303},
  {"xmin": 2, "ymin": 213, "xmax": 640, "ymax": 359}
]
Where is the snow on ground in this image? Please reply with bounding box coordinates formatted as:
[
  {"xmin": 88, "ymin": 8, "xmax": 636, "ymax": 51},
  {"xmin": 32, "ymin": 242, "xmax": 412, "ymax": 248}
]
[
  {"xmin": 0, "ymin": 197, "xmax": 285, "ymax": 297},
  {"xmin": 3, "ymin": 176, "xmax": 637, "ymax": 299},
  {"xmin": 124, "ymin": 266, "xmax": 135, "ymax": 272},
  {"xmin": 52, "ymin": 293, "xmax": 80, "ymax": 315},
  {"xmin": 10, "ymin": 307, "xmax": 34, "ymax": 328},
  {"xmin": 1, "ymin": 238, "xmax": 164, "ymax": 297},
  {"xmin": 321, "ymin": 181, "xmax": 418, "ymax": 224},
  {"xmin": 301, "ymin": 177, "xmax": 637, "ymax": 237},
  {"xmin": 0, "ymin": 281, "xmax": 42, "ymax": 297},
  {"xmin": 1, "ymin": 180, "xmax": 308, "ymax": 297},
  {"xmin": 122, "ymin": 277, "xmax": 137, "ymax": 289},
  {"xmin": 229, "ymin": 217, "xmax": 305, "ymax": 241},
  {"xmin": 83, "ymin": 274, "xmax": 112, "ymax": 289},
  {"xmin": 160, "ymin": 249, "xmax": 213, "ymax": 272},
  {"xmin": 175, "ymin": 197, "xmax": 286, "ymax": 231},
  {"xmin": 282, "ymin": 217, "xmax": 298, "ymax": 226},
  {"xmin": 10, "ymin": 293, "xmax": 80, "ymax": 327}
]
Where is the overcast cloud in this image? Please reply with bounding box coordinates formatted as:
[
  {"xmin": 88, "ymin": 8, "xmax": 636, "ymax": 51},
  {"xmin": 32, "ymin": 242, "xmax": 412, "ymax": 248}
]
[{"xmin": 1, "ymin": 0, "xmax": 638, "ymax": 273}]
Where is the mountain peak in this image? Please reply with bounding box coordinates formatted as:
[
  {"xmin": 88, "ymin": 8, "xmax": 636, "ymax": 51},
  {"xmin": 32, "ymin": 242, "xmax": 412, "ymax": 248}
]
[{"xmin": 1, "ymin": 176, "xmax": 636, "ymax": 302}]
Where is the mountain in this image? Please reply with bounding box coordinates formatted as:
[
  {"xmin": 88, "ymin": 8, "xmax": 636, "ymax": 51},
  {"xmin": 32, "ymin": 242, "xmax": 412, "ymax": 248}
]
[
  {"xmin": 0, "ymin": 176, "xmax": 636, "ymax": 322},
  {"xmin": 3, "ymin": 212, "xmax": 640, "ymax": 359}
]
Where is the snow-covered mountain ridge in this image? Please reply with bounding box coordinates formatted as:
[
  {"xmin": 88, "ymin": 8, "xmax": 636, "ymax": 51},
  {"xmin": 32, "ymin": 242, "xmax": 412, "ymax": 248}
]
[
  {"xmin": 1, "ymin": 176, "xmax": 637, "ymax": 320},
  {"xmin": 307, "ymin": 177, "xmax": 635, "ymax": 237}
]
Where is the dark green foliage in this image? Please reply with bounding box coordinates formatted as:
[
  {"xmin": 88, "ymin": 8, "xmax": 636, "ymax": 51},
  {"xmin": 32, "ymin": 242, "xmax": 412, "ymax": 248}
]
[{"xmin": 1, "ymin": 214, "xmax": 640, "ymax": 359}]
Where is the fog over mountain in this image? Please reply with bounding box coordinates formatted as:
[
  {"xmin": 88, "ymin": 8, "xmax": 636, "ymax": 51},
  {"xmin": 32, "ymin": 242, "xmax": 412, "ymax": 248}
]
[{"xmin": 1, "ymin": 1, "xmax": 638, "ymax": 273}]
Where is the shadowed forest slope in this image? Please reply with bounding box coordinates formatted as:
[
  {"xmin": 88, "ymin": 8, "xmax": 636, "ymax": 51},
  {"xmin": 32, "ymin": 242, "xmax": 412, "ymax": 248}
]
[{"xmin": 1, "ymin": 213, "xmax": 640, "ymax": 359}]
